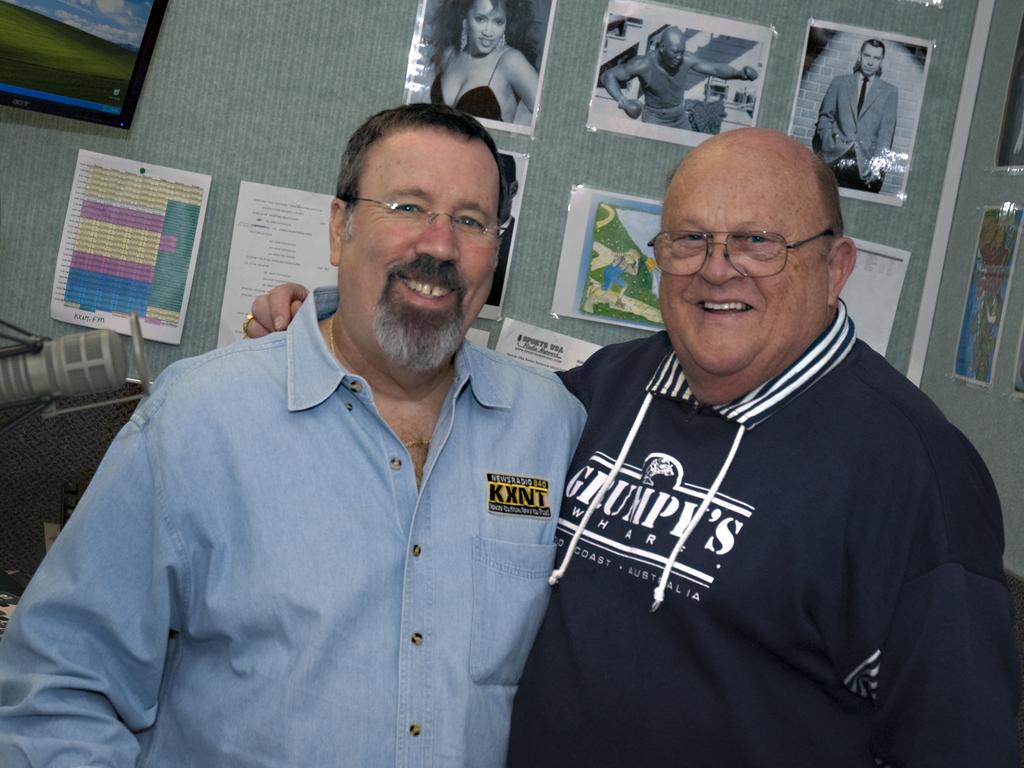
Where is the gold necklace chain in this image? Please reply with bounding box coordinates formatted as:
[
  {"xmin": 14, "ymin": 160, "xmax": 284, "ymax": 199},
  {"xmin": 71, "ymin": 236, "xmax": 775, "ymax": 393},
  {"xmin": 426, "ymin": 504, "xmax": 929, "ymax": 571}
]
[{"xmin": 328, "ymin": 315, "xmax": 339, "ymax": 360}]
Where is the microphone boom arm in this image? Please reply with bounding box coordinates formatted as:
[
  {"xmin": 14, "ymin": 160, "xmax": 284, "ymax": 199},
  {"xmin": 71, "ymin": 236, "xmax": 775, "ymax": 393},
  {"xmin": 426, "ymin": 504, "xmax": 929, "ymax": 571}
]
[{"xmin": 0, "ymin": 312, "xmax": 151, "ymax": 433}]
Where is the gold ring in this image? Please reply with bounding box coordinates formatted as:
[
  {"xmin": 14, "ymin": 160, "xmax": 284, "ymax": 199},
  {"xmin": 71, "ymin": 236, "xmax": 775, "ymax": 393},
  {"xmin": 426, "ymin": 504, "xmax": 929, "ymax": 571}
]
[{"xmin": 242, "ymin": 313, "xmax": 255, "ymax": 337}]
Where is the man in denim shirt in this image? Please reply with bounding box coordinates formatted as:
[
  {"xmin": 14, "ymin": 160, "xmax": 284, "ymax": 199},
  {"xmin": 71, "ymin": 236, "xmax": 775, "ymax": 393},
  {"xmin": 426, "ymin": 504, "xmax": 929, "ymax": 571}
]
[{"xmin": 0, "ymin": 104, "xmax": 585, "ymax": 767}]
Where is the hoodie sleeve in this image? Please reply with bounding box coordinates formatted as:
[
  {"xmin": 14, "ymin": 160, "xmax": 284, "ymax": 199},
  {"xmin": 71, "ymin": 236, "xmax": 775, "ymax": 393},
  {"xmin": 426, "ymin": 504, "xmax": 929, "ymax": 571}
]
[
  {"xmin": 867, "ymin": 562, "xmax": 1019, "ymax": 767},
  {"xmin": 850, "ymin": 425, "xmax": 1019, "ymax": 767}
]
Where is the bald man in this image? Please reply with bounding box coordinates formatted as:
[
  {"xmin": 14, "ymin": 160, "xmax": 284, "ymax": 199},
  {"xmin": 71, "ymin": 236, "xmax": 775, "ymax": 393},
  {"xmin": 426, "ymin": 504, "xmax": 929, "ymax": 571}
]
[
  {"xmin": 507, "ymin": 128, "xmax": 1019, "ymax": 767},
  {"xmin": 600, "ymin": 25, "xmax": 757, "ymax": 132},
  {"xmin": 245, "ymin": 129, "xmax": 1019, "ymax": 767}
]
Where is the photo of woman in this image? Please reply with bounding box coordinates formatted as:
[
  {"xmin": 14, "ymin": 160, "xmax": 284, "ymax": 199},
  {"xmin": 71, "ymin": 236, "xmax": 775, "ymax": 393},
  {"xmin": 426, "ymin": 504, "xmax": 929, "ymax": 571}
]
[{"xmin": 406, "ymin": 0, "xmax": 556, "ymax": 135}]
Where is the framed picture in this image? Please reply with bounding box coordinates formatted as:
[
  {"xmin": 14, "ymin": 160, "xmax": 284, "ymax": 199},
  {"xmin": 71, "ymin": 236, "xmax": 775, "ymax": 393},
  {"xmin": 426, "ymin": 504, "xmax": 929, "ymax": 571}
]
[
  {"xmin": 404, "ymin": 0, "xmax": 557, "ymax": 136},
  {"xmin": 996, "ymin": 13, "xmax": 1024, "ymax": 168},
  {"xmin": 953, "ymin": 205, "xmax": 1021, "ymax": 386},
  {"xmin": 788, "ymin": 19, "xmax": 932, "ymax": 207},
  {"xmin": 479, "ymin": 150, "xmax": 529, "ymax": 320},
  {"xmin": 586, "ymin": 0, "xmax": 772, "ymax": 148},
  {"xmin": 551, "ymin": 185, "xmax": 663, "ymax": 332}
]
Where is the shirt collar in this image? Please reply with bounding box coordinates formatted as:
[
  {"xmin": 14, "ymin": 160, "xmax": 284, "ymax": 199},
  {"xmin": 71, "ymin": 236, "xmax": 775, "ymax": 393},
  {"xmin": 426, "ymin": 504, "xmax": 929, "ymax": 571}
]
[
  {"xmin": 453, "ymin": 342, "xmax": 515, "ymax": 410},
  {"xmin": 287, "ymin": 297, "xmax": 512, "ymax": 412},
  {"xmin": 287, "ymin": 297, "xmax": 344, "ymax": 411},
  {"xmin": 646, "ymin": 300, "xmax": 856, "ymax": 428}
]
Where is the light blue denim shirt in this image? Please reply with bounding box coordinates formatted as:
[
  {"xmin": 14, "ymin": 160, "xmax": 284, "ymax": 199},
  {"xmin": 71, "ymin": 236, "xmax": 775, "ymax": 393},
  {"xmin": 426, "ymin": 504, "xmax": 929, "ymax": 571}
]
[{"xmin": 0, "ymin": 297, "xmax": 585, "ymax": 767}]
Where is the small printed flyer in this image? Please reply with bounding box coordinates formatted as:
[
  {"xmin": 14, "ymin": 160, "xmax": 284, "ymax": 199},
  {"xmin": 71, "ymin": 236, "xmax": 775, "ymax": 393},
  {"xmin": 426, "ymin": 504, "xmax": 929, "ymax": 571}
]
[{"xmin": 495, "ymin": 318, "xmax": 600, "ymax": 372}]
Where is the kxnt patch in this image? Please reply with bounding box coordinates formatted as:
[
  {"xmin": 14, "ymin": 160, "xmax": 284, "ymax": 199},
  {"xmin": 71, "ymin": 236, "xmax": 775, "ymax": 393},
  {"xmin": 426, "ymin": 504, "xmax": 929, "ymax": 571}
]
[{"xmin": 486, "ymin": 473, "xmax": 551, "ymax": 518}]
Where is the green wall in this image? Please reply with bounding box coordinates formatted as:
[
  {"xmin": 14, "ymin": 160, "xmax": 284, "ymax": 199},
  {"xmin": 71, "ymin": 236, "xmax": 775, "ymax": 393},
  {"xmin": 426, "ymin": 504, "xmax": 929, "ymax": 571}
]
[
  {"xmin": 1, "ymin": 0, "xmax": 1021, "ymax": 568},
  {"xmin": 922, "ymin": 0, "xmax": 1024, "ymax": 574}
]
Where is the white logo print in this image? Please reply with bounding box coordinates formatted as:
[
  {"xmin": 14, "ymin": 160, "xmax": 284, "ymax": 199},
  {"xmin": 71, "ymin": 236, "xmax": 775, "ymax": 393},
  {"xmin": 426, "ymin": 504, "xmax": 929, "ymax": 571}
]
[{"xmin": 558, "ymin": 451, "xmax": 754, "ymax": 601}]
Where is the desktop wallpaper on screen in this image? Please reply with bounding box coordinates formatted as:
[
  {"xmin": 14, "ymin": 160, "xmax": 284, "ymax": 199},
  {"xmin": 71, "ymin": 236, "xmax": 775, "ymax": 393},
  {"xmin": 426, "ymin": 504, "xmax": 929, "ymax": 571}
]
[{"xmin": 0, "ymin": 0, "xmax": 166, "ymax": 128}]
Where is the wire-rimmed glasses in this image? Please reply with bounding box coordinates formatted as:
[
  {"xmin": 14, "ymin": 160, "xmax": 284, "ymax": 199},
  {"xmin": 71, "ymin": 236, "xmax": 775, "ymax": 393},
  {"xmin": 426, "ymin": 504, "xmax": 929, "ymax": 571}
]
[
  {"xmin": 341, "ymin": 196, "xmax": 507, "ymax": 246},
  {"xmin": 646, "ymin": 229, "xmax": 835, "ymax": 278}
]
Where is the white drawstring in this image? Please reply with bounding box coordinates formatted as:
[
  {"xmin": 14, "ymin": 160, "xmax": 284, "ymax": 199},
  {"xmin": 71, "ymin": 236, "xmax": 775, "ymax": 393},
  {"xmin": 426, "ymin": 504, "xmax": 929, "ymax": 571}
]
[
  {"xmin": 549, "ymin": 393, "xmax": 654, "ymax": 586},
  {"xmin": 651, "ymin": 425, "xmax": 746, "ymax": 612}
]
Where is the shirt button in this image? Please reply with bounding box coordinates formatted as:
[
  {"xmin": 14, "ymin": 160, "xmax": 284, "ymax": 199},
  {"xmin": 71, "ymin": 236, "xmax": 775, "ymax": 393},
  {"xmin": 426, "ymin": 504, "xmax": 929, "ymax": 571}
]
[
  {"xmin": 411, "ymin": 632, "xmax": 423, "ymax": 646},
  {"xmin": 347, "ymin": 380, "xmax": 362, "ymax": 393},
  {"xmin": 409, "ymin": 723, "xmax": 422, "ymax": 736},
  {"xmin": 411, "ymin": 544, "xmax": 422, "ymax": 557},
  {"xmin": 344, "ymin": 402, "xmax": 353, "ymax": 411},
  {"xmin": 390, "ymin": 457, "xmax": 402, "ymax": 470}
]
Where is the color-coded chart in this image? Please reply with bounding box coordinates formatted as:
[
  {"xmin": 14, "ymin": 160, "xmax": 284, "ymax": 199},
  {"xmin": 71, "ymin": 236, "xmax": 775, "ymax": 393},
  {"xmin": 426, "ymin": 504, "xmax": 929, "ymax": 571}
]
[{"xmin": 51, "ymin": 150, "xmax": 211, "ymax": 345}]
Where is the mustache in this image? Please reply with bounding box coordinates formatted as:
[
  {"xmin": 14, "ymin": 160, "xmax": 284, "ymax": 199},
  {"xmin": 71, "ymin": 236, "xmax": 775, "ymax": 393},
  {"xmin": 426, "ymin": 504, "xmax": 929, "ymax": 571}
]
[{"xmin": 389, "ymin": 254, "xmax": 465, "ymax": 295}]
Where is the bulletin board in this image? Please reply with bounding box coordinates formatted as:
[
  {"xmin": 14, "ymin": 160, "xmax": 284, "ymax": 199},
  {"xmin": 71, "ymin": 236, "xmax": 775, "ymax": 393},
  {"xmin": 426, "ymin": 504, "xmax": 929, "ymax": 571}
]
[{"xmin": 3, "ymin": 0, "xmax": 1022, "ymax": 572}]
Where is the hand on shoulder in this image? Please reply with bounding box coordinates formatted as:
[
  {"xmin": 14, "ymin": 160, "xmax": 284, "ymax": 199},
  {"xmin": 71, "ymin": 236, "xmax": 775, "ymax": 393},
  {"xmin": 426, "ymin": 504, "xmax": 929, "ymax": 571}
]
[{"xmin": 246, "ymin": 283, "xmax": 309, "ymax": 337}]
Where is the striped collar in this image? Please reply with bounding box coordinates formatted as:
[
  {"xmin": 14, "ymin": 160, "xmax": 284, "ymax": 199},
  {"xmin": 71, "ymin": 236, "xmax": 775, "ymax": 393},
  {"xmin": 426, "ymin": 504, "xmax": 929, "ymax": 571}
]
[{"xmin": 646, "ymin": 301, "xmax": 856, "ymax": 429}]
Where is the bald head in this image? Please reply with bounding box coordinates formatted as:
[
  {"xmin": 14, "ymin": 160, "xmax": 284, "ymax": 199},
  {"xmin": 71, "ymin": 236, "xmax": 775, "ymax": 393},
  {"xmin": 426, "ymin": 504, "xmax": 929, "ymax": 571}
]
[
  {"xmin": 656, "ymin": 26, "xmax": 687, "ymax": 73},
  {"xmin": 661, "ymin": 26, "xmax": 685, "ymax": 48},
  {"xmin": 656, "ymin": 127, "xmax": 857, "ymax": 405},
  {"xmin": 667, "ymin": 128, "xmax": 844, "ymax": 236}
]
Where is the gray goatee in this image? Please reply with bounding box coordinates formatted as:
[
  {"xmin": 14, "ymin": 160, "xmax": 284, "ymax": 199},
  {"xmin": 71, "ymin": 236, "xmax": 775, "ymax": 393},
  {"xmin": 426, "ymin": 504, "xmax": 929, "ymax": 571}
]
[{"xmin": 373, "ymin": 254, "xmax": 465, "ymax": 370}]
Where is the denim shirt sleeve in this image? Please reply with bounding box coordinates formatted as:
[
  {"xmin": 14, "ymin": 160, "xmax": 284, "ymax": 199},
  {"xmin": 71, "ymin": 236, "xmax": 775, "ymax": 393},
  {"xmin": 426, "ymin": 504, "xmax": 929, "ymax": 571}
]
[{"xmin": 0, "ymin": 415, "xmax": 182, "ymax": 767}]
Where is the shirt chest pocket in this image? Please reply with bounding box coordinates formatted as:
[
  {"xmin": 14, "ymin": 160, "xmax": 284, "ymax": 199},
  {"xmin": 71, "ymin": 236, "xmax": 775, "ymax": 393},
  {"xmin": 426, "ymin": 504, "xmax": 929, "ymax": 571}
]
[{"xmin": 469, "ymin": 536, "xmax": 556, "ymax": 685}]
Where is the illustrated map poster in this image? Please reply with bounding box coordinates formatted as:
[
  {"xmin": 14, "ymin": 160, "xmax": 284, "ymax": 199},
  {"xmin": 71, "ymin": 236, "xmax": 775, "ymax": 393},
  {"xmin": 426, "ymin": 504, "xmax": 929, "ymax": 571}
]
[{"xmin": 551, "ymin": 186, "xmax": 663, "ymax": 332}]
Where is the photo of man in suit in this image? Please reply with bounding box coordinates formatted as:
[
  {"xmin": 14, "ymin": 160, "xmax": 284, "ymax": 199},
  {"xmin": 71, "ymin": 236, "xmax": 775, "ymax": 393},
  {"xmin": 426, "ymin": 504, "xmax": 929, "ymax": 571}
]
[{"xmin": 813, "ymin": 38, "xmax": 898, "ymax": 193}]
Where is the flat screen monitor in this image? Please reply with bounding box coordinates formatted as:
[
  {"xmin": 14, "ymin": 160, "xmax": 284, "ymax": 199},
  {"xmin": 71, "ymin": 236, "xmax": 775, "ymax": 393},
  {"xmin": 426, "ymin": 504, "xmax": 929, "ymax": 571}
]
[{"xmin": 0, "ymin": 0, "xmax": 169, "ymax": 129}]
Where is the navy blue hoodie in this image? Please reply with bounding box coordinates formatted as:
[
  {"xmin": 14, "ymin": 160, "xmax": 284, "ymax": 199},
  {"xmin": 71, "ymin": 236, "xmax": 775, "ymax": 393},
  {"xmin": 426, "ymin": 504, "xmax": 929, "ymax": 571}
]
[{"xmin": 508, "ymin": 305, "xmax": 1018, "ymax": 767}]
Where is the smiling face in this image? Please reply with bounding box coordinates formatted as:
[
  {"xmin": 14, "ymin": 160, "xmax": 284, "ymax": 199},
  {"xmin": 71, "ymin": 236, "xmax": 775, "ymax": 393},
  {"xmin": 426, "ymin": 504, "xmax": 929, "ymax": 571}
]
[
  {"xmin": 465, "ymin": 0, "xmax": 507, "ymax": 56},
  {"xmin": 329, "ymin": 127, "xmax": 499, "ymax": 372},
  {"xmin": 657, "ymin": 129, "xmax": 855, "ymax": 404}
]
